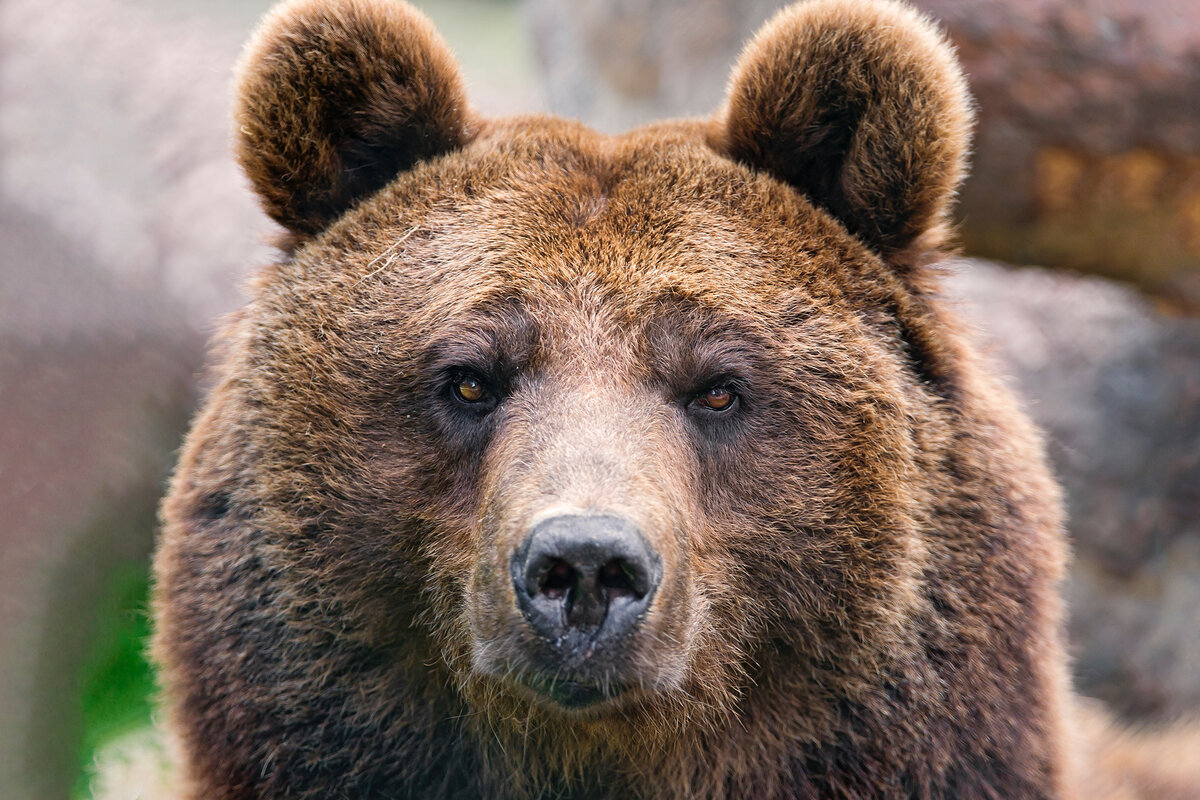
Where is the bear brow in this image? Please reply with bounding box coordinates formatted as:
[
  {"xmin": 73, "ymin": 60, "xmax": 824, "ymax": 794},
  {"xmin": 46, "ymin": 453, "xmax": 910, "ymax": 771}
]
[
  {"xmin": 642, "ymin": 289, "xmax": 772, "ymax": 340},
  {"xmin": 421, "ymin": 307, "xmax": 538, "ymax": 375},
  {"xmin": 639, "ymin": 293, "xmax": 773, "ymax": 385}
]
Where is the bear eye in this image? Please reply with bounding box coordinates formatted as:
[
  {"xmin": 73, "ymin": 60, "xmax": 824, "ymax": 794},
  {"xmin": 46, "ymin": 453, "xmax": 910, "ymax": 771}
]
[
  {"xmin": 451, "ymin": 373, "xmax": 492, "ymax": 407},
  {"xmin": 693, "ymin": 385, "xmax": 738, "ymax": 413}
]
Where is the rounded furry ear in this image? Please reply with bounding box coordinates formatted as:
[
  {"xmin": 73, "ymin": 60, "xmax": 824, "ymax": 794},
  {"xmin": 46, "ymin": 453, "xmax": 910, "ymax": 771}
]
[
  {"xmin": 717, "ymin": 0, "xmax": 973, "ymax": 260},
  {"xmin": 234, "ymin": 0, "xmax": 476, "ymax": 235}
]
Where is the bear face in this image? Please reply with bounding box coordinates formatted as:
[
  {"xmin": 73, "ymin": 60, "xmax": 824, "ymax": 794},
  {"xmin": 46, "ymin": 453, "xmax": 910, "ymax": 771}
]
[
  {"xmin": 227, "ymin": 121, "xmax": 936, "ymax": 707},
  {"xmin": 153, "ymin": 1, "xmax": 1072, "ymax": 798}
]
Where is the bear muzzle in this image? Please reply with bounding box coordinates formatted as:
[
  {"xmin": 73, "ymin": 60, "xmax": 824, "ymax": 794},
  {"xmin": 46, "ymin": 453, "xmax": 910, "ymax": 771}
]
[{"xmin": 494, "ymin": 513, "xmax": 662, "ymax": 705}]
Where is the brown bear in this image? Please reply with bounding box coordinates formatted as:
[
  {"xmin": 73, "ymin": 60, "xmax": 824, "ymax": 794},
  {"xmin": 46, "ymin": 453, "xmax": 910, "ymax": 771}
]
[{"xmin": 150, "ymin": 0, "xmax": 1198, "ymax": 798}]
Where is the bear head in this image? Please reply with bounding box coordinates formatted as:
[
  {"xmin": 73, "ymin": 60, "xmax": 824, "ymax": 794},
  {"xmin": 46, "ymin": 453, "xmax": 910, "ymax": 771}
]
[{"xmin": 154, "ymin": 1, "xmax": 1070, "ymax": 797}]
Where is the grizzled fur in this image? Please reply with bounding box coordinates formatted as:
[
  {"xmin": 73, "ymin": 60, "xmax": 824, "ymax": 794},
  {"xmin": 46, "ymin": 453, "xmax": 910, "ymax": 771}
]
[{"xmin": 151, "ymin": 0, "xmax": 1188, "ymax": 798}]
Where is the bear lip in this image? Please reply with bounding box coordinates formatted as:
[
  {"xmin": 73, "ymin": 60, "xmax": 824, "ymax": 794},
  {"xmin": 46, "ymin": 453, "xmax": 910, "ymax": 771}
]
[{"xmin": 516, "ymin": 671, "xmax": 626, "ymax": 710}]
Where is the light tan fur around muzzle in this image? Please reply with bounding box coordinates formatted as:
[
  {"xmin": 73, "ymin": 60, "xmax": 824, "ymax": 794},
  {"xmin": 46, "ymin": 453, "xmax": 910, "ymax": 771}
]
[{"xmin": 467, "ymin": 361, "xmax": 703, "ymax": 699}]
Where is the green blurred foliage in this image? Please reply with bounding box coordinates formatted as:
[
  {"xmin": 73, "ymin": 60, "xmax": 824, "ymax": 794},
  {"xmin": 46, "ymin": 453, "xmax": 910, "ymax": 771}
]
[{"xmin": 73, "ymin": 565, "xmax": 155, "ymax": 799}]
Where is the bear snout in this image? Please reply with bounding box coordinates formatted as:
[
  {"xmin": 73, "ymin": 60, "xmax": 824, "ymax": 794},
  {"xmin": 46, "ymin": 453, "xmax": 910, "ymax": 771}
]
[
  {"xmin": 511, "ymin": 513, "xmax": 662, "ymax": 648},
  {"xmin": 463, "ymin": 374, "xmax": 698, "ymax": 709}
]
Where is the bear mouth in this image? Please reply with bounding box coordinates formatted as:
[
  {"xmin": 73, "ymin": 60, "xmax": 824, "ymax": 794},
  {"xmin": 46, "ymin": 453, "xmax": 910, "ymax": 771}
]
[{"xmin": 517, "ymin": 672, "xmax": 628, "ymax": 710}]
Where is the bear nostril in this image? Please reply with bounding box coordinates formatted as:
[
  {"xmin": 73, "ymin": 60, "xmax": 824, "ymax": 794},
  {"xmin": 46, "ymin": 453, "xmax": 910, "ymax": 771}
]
[
  {"xmin": 598, "ymin": 558, "xmax": 640, "ymax": 601},
  {"xmin": 539, "ymin": 559, "xmax": 576, "ymax": 600}
]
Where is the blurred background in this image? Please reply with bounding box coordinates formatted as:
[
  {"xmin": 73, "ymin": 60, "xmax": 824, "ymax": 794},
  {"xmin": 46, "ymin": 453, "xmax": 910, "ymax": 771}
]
[{"xmin": 1, "ymin": 0, "xmax": 1197, "ymax": 797}]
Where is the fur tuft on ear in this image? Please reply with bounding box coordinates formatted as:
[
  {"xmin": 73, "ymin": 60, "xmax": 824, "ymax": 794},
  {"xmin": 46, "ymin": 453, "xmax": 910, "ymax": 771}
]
[
  {"xmin": 717, "ymin": 0, "xmax": 973, "ymax": 262},
  {"xmin": 234, "ymin": 0, "xmax": 476, "ymax": 235}
]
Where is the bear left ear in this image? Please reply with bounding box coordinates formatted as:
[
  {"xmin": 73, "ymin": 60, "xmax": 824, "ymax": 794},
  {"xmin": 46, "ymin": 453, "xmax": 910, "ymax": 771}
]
[
  {"xmin": 716, "ymin": 0, "xmax": 973, "ymax": 263},
  {"xmin": 234, "ymin": 0, "xmax": 477, "ymax": 236}
]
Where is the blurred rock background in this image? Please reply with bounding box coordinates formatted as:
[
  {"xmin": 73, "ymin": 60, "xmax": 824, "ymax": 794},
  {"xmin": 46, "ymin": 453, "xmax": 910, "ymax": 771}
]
[{"xmin": 1, "ymin": 0, "xmax": 1196, "ymax": 798}]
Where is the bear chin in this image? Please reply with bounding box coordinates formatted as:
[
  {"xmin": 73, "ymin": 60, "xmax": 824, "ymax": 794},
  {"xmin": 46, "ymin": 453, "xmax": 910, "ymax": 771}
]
[{"xmin": 517, "ymin": 675, "xmax": 621, "ymax": 711}]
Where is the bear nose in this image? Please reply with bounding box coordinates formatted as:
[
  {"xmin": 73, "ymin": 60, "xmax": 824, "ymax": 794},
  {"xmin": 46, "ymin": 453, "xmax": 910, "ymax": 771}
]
[{"xmin": 512, "ymin": 514, "xmax": 661, "ymax": 644}]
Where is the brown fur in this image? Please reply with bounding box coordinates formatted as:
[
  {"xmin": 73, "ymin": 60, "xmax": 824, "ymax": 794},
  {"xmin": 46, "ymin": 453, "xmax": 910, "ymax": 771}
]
[
  {"xmin": 716, "ymin": 0, "xmax": 974, "ymax": 267},
  {"xmin": 151, "ymin": 1, "xmax": 1188, "ymax": 798},
  {"xmin": 233, "ymin": 0, "xmax": 477, "ymax": 235}
]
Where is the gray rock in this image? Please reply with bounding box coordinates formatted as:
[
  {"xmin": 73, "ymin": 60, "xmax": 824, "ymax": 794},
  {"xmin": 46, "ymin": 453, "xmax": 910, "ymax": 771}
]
[
  {"xmin": 919, "ymin": 0, "xmax": 1200, "ymax": 308},
  {"xmin": 526, "ymin": 0, "xmax": 778, "ymax": 132}
]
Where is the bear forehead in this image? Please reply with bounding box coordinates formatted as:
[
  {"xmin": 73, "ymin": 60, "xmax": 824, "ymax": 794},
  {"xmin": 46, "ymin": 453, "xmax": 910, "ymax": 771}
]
[{"xmin": 290, "ymin": 117, "xmax": 880, "ymax": 329}]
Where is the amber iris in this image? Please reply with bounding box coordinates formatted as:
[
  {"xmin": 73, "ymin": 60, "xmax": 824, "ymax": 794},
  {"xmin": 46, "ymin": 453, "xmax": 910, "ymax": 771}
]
[
  {"xmin": 698, "ymin": 386, "xmax": 734, "ymax": 411},
  {"xmin": 454, "ymin": 376, "xmax": 487, "ymax": 404}
]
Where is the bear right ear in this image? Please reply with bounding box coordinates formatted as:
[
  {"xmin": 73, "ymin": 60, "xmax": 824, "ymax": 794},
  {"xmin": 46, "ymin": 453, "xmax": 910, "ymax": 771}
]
[
  {"xmin": 234, "ymin": 0, "xmax": 477, "ymax": 236},
  {"xmin": 715, "ymin": 0, "xmax": 973, "ymax": 265}
]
